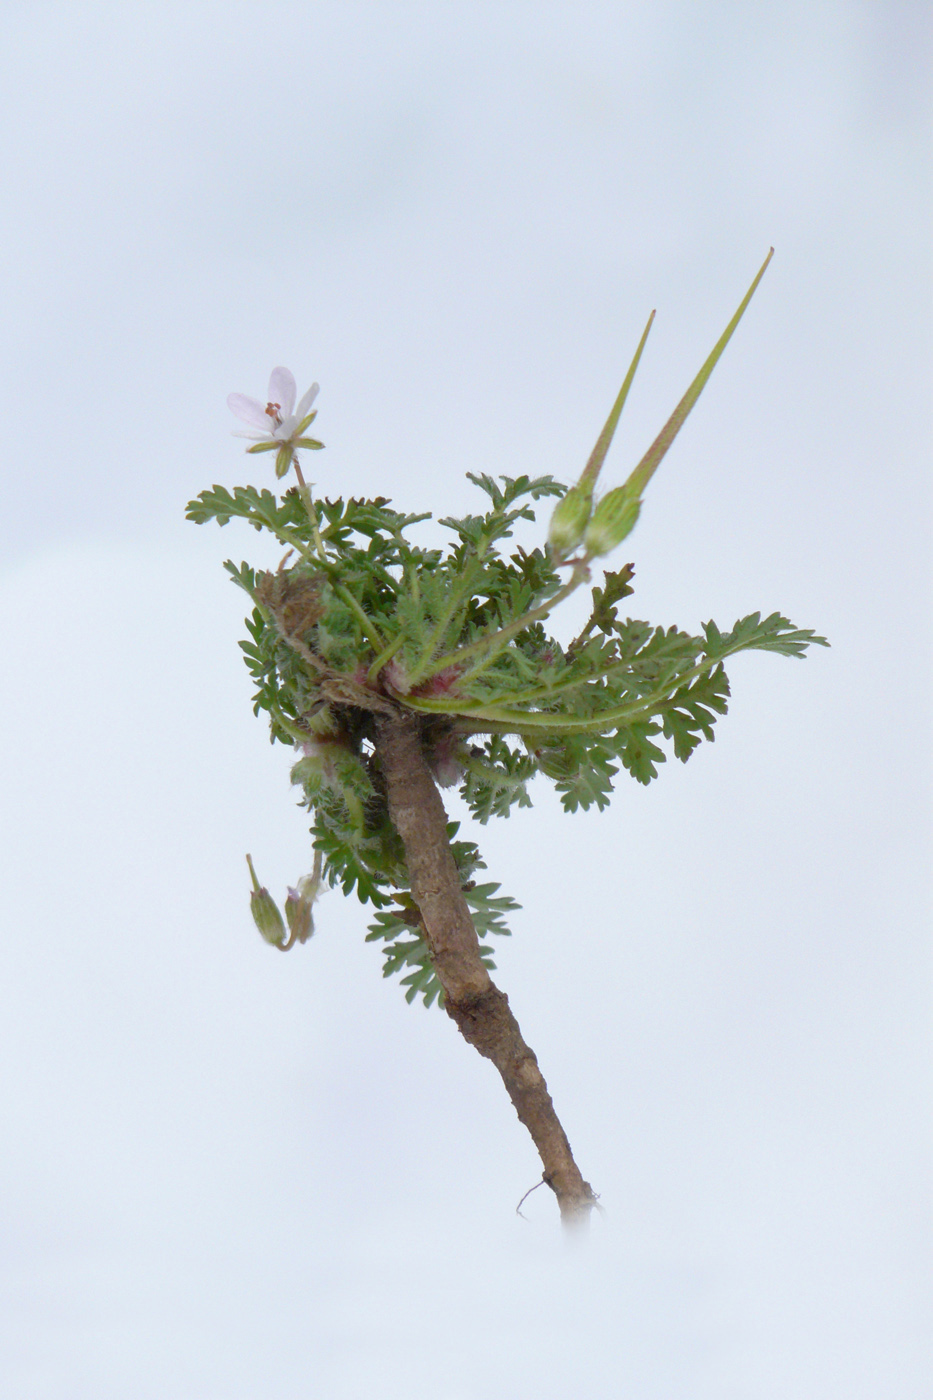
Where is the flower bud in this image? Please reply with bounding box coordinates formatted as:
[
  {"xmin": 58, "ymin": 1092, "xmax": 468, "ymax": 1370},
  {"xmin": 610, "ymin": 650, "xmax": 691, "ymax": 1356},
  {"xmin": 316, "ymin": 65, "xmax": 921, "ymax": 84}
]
[
  {"xmin": 548, "ymin": 485, "xmax": 593, "ymax": 557},
  {"xmin": 285, "ymin": 880, "xmax": 316, "ymax": 944},
  {"xmin": 246, "ymin": 854, "xmax": 286, "ymax": 946},
  {"xmin": 583, "ymin": 486, "xmax": 642, "ymax": 557}
]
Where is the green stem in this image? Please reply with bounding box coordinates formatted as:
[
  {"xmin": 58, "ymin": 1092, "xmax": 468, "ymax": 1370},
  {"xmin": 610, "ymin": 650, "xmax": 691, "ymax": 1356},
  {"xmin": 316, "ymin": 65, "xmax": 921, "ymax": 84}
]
[
  {"xmin": 292, "ymin": 461, "xmax": 330, "ymax": 563},
  {"xmin": 268, "ymin": 702, "xmax": 317, "ymax": 745},
  {"xmin": 256, "ymin": 519, "xmax": 319, "ymax": 568},
  {"xmin": 367, "ymin": 630, "xmax": 407, "ymax": 685},
  {"xmin": 330, "ymin": 582, "xmax": 387, "ymax": 653}
]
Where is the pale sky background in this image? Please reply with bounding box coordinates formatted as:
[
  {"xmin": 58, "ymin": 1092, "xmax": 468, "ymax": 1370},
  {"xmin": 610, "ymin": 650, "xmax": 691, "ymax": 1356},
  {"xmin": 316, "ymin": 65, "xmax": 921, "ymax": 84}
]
[{"xmin": 1, "ymin": 2, "xmax": 930, "ymax": 1397}]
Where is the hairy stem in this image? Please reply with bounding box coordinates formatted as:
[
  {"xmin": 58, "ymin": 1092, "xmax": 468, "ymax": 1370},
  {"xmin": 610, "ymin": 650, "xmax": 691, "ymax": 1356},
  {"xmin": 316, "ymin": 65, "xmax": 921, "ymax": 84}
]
[{"xmin": 373, "ymin": 711, "xmax": 597, "ymax": 1226}]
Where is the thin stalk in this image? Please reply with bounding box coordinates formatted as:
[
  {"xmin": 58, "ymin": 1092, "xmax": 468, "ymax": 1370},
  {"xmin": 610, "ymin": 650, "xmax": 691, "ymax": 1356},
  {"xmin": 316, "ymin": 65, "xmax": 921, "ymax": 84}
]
[
  {"xmin": 267, "ymin": 702, "xmax": 317, "ymax": 745},
  {"xmin": 258, "ymin": 520, "xmax": 320, "ymax": 569},
  {"xmin": 336, "ymin": 588, "xmax": 387, "ymax": 653},
  {"xmin": 367, "ymin": 631, "xmax": 407, "ymax": 685},
  {"xmin": 292, "ymin": 460, "xmax": 330, "ymax": 562}
]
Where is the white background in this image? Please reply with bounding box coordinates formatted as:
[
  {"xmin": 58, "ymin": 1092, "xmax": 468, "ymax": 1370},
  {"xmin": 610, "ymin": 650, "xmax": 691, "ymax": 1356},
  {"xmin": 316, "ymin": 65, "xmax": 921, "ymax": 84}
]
[{"xmin": 1, "ymin": 3, "xmax": 929, "ymax": 1396}]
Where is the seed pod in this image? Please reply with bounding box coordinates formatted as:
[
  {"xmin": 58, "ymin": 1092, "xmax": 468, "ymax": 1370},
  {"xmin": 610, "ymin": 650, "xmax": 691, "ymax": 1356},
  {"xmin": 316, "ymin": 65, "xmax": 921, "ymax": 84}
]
[
  {"xmin": 548, "ymin": 485, "xmax": 593, "ymax": 557},
  {"xmin": 246, "ymin": 854, "xmax": 286, "ymax": 946},
  {"xmin": 583, "ymin": 486, "xmax": 642, "ymax": 557}
]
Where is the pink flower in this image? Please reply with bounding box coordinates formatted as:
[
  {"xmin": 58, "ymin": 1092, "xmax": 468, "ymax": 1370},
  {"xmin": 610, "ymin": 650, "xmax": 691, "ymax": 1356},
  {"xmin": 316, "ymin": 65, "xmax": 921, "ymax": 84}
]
[{"xmin": 227, "ymin": 367, "xmax": 322, "ymax": 477}]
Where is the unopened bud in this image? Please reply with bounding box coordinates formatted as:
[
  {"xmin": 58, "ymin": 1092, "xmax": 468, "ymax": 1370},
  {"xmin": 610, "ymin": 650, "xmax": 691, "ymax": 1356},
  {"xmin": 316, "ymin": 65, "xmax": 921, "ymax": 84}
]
[
  {"xmin": 583, "ymin": 486, "xmax": 642, "ymax": 557},
  {"xmin": 548, "ymin": 485, "xmax": 593, "ymax": 557},
  {"xmin": 246, "ymin": 854, "xmax": 286, "ymax": 946},
  {"xmin": 284, "ymin": 880, "xmax": 316, "ymax": 944}
]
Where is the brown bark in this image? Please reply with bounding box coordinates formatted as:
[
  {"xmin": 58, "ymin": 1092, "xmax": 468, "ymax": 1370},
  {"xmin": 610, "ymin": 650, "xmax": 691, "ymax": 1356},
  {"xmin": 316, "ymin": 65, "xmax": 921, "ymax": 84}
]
[{"xmin": 374, "ymin": 711, "xmax": 597, "ymax": 1226}]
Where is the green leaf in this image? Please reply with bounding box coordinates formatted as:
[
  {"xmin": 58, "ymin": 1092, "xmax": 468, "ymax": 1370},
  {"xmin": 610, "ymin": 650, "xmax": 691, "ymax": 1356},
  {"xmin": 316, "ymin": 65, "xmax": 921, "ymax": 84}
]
[
  {"xmin": 659, "ymin": 666, "xmax": 731, "ymax": 761},
  {"xmin": 704, "ymin": 611, "xmax": 830, "ymax": 660},
  {"xmin": 364, "ymin": 872, "xmax": 517, "ymax": 1008},
  {"xmin": 617, "ymin": 722, "xmax": 666, "ymax": 785}
]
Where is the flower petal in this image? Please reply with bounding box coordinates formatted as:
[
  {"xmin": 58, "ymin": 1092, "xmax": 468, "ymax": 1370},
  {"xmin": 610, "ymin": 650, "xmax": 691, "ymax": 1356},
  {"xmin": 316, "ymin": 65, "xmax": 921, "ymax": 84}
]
[
  {"xmin": 295, "ymin": 383, "xmax": 320, "ymax": 420},
  {"xmin": 274, "ymin": 413, "xmax": 301, "ymax": 440},
  {"xmin": 227, "ymin": 393, "xmax": 272, "ymax": 429},
  {"xmin": 267, "ymin": 367, "xmax": 297, "ymax": 418}
]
